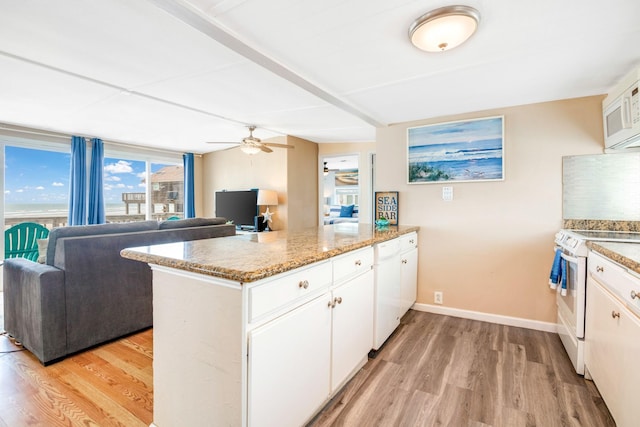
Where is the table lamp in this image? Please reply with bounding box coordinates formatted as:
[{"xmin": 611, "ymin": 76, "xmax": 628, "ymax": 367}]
[{"xmin": 257, "ymin": 189, "xmax": 278, "ymax": 231}]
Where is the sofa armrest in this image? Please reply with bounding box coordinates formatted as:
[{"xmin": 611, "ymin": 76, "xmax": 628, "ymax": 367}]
[{"xmin": 3, "ymin": 258, "xmax": 66, "ymax": 364}]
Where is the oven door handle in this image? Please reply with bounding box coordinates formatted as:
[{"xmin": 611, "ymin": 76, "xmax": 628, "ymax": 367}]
[{"xmin": 560, "ymin": 252, "xmax": 580, "ymax": 264}]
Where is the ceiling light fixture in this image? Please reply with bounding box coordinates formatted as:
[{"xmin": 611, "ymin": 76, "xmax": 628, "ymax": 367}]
[
  {"xmin": 323, "ymin": 162, "xmax": 329, "ymax": 176},
  {"xmin": 240, "ymin": 145, "xmax": 261, "ymax": 155},
  {"xmin": 409, "ymin": 5, "xmax": 480, "ymax": 52}
]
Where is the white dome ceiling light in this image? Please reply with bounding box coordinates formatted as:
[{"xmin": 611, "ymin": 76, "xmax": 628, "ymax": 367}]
[{"xmin": 409, "ymin": 5, "xmax": 480, "ymax": 52}]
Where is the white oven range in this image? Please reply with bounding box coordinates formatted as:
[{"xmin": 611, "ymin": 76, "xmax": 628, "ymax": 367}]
[{"xmin": 553, "ymin": 229, "xmax": 640, "ymax": 375}]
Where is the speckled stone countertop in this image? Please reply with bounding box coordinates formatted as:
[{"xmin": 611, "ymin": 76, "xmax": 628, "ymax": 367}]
[
  {"xmin": 587, "ymin": 241, "xmax": 640, "ymax": 276},
  {"xmin": 121, "ymin": 223, "xmax": 419, "ymax": 283},
  {"xmin": 563, "ymin": 219, "xmax": 640, "ymax": 232}
]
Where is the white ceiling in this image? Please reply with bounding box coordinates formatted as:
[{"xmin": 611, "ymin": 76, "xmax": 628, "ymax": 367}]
[{"xmin": 1, "ymin": 0, "xmax": 639, "ymax": 154}]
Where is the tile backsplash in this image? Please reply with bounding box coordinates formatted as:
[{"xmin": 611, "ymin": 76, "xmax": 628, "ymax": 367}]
[{"xmin": 563, "ymin": 152, "xmax": 640, "ymax": 221}]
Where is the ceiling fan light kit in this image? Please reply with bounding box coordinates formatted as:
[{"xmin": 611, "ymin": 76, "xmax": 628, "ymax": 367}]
[
  {"xmin": 206, "ymin": 125, "xmax": 294, "ymax": 154},
  {"xmin": 409, "ymin": 5, "xmax": 480, "ymax": 52},
  {"xmin": 240, "ymin": 144, "xmax": 262, "ymax": 155}
]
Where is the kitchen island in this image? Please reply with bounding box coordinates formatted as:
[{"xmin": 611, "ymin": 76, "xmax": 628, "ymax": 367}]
[{"xmin": 121, "ymin": 223, "xmax": 419, "ymax": 427}]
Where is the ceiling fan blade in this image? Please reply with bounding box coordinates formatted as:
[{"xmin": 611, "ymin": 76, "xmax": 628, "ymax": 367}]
[
  {"xmin": 263, "ymin": 142, "xmax": 294, "ymax": 149},
  {"xmin": 205, "ymin": 125, "xmax": 283, "ymax": 154}
]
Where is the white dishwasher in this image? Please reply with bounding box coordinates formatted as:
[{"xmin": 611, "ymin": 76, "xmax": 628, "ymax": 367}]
[{"xmin": 372, "ymin": 238, "xmax": 401, "ymax": 351}]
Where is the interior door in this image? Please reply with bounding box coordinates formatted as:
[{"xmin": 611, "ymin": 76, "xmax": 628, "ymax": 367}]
[{"xmin": 320, "ymin": 154, "xmax": 360, "ymax": 225}]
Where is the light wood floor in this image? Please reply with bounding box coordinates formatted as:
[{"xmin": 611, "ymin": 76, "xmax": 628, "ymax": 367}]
[
  {"xmin": 309, "ymin": 310, "xmax": 615, "ymax": 427},
  {"xmin": 0, "ymin": 329, "xmax": 153, "ymax": 427},
  {"xmin": 0, "ymin": 309, "xmax": 614, "ymax": 427}
]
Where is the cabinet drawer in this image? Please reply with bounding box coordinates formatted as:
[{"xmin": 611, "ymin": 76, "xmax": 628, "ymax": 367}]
[
  {"xmin": 249, "ymin": 261, "xmax": 332, "ymax": 322},
  {"xmin": 333, "ymin": 247, "xmax": 373, "ymax": 284},
  {"xmin": 400, "ymin": 232, "xmax": 418, "ymax": 253},
  {"xmin": 589, "ymin": 251, "xmax": 640, "ymax": 315}
]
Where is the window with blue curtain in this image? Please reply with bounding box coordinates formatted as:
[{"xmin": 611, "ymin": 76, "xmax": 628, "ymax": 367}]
[
  {"xmin": 88, "ymin": 138, "xmax": 105, "ymax": 224},
  {"xmin": 183, "ymin": 153, "xmax": 195, "ymax": 218},
  {"xmin": 68, "ymin": 136, "xmax": 86, "ymax": 225},
  {"xmin": 2, "ymin": 130, "xmax": 185, "ymax": 227}
]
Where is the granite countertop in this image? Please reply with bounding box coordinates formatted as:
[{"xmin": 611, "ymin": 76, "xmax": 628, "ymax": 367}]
[
  {"xmin": 587, "ymin": 241, "xmax": 640, "ymax": 276},
  {"xmin": 121, "ymin": 223, "xmax": 419, "ymax": 283}
]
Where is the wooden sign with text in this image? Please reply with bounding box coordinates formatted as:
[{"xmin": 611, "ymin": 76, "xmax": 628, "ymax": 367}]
[{"xmin": 375, "ymin": 191, "xmax": 399, "ymax": 225}]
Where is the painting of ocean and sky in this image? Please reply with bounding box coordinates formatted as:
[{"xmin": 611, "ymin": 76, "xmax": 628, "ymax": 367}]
[{"xmin": 407, "ymin": 116, "xmax": 504, "ymax": 183}]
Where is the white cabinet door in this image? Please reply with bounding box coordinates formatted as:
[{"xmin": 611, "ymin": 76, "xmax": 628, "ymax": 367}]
[
  {"xmin": 248, "ymin": 294, "xmax": 331, "ymax": 427},
  {"xmin": 373, "ymin": 250, "xmax": 401, "ymax": 350},
  {"xmin": 331, "ymin": 269, "xmax": 374, "ymax": 392},
  {"xmin": 585, "ymin": 276, "xmax": 640, "ymax": 427},
  {"xmin": 399, "ymin": 247, "xmax": 417, "ymax": 316}
]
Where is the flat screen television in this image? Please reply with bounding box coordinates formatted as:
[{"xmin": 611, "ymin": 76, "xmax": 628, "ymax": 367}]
[{"xmin": 215, "ymin": 190, "xmax": 258, "ymax": 229}]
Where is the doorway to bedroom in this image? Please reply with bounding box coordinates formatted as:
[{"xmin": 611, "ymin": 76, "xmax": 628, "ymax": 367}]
[{"xmin": 321, "ymin": 154, "xmax": 360, "ymax": 225}]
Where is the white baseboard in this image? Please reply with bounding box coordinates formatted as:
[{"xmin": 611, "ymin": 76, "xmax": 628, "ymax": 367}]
[{"xmin": 412, "ymin": 303, "xmax": 557, "ymax": 333}]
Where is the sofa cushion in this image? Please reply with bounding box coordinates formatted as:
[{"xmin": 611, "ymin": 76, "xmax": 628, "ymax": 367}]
[
  {"xmin": 158, "ymin": 217, "xmax": 227, "ymax": 230},
  {"xmin": 46, "ymin": 220, "xmax": 159, "ymax": 266},
  {"xmin": 339, "ymin": 205, "xmax": 355, "ymax": 217}
]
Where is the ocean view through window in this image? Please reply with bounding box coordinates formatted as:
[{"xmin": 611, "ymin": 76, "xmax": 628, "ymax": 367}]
[
  {"xmin": 4, "ymin": 146, "xmax": 183, "ymax": 229},
  {"xmin": 5, "ymin": 146, "xmax": 70, "ymax": 228}
]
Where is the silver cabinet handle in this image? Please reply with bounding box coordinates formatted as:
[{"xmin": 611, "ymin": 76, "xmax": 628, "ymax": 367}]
[
  {"xmin": 596, "ymin": 265, "xmax": 604, "ymax": 273},
  {"xmin": 401, "ymin": 259, "xmax": 407, "ymax": 264},
  {"xmin": 328, "ymin": 296, "xmax": 343, "ymax": 308},
  {"xmin": 409, "ymin": 239, "xmax": 415, "ymax": 244},
  {"xmin": 612, "ymin": 311, "xmax": 620, "ymax": 319},
  {"xmin": 298, "ymin": 280, "xmax": 309, "ymax": 289},
  {"xmin": 632, "ymin": 290, "xmax": 640, "ymax": 300},
  {"xmin": 355, "ymin": 260, "xmax": 362, "ymax": 266}
]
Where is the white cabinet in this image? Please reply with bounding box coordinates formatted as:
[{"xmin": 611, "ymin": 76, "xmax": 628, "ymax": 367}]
[
  {"xmin": 585, "ymin": 251, "xmax": 640, "ymax": 427},
  {"xmin": 248, "ymin": 294, "xmax": 332, "ymax": 427},
  {"xmin": 331, "ymin": 269, "xmax": 374, "ymax": 392},
  {"xmin": 248, "ymin": 247, "xmax": 374, "ymax": 426},
  {"xmin": 399, "ymin": 232, "xmax": 418, "ymax": 315},
  {"xmin": 248, "ymin": 260, "xmax": 332, "ymax": 322}
]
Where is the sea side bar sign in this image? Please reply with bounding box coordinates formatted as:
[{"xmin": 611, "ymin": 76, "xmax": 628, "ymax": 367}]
[{"xmin": 375, "ymin": 191, "xmax": 399, "ymax": 225}]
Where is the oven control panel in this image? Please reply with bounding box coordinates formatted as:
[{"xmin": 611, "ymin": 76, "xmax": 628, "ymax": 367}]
[{"xmin": 555, "ymin": 230, "xmax": 588, "ymax": 256}]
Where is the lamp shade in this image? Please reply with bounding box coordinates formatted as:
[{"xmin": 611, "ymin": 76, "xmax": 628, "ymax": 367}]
[
  {"xmin": 257, "ymin": 189, "xmax": 278, "ymax": 206},
  {"xmin": 409, "ymin": 5, "xmax": 480, "ymax": 52}
]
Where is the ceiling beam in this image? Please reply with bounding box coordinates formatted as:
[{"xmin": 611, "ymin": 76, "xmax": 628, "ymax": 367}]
[{"xmin": 147, "ymin": 0, "xmax": 385, "ymax": 128}]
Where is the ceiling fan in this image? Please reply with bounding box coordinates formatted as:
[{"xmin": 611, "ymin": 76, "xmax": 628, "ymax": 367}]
[{"xmin": 206, "ymin": 125, "xmax": 294, "ymax": 154}]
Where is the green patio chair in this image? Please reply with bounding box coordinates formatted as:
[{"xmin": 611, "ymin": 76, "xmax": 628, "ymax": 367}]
[{"xmin": 4, "ymin": 222, "xmax": 49, "ymax": 261}]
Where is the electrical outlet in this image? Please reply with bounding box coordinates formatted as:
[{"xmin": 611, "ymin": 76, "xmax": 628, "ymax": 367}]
[{"xmin": 434, "ymin": 291, "xmax": 443, "ymax": 305}]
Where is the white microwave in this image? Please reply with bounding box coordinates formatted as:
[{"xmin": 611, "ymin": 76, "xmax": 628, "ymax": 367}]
[{"xmin": 603, "ymin": 69, "xmax": 640, "ymax": 149}]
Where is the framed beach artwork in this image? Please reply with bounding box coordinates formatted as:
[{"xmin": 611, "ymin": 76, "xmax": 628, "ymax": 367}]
[
  {"xmin": 335, "ymin": 169, "xmax": 359, "ymax": 186},
  {"xmin": 407, "ymin": 116, "xmax": 504, "ymax": 184}
]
